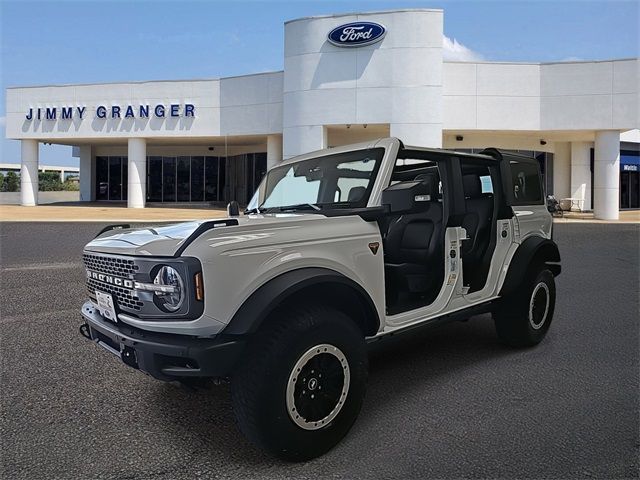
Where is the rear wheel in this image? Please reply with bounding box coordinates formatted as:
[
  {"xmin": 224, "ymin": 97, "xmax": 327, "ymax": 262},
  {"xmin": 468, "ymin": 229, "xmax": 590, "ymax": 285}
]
[
  {"xmin": 494, "ymin": 267, "xmax": 556, "ymax": 347},
  {"xmin": 231, "ymin": 305, "xmax": 368, "ymax": 461}
]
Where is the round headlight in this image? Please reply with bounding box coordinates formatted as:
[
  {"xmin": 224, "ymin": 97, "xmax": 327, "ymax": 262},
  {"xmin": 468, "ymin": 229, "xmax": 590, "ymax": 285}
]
[{"xmin": 153, "ymin": 266, "xmax": 185, "ymax": 312}]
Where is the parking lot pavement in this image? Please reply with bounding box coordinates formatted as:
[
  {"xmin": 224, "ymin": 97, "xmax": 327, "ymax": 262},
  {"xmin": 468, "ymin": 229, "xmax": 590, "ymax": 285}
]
[{"xmin": 1, "ymin": 222, "xmax": 638, "ymax": 479}]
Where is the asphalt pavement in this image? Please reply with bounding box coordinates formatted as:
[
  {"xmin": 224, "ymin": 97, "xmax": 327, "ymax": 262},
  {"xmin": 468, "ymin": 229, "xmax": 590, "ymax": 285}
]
[{"xmin": 1, "ymin": 222, "xmax": 638, "ymax": 479}]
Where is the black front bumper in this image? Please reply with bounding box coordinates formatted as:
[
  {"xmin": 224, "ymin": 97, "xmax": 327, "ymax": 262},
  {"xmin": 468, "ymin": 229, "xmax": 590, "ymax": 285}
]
[{"xmin": 80, "ymin": 302, "xmax": 246, "ymax": 381}]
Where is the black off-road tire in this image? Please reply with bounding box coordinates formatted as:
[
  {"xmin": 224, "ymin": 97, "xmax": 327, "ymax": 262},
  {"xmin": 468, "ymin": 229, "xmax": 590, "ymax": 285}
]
[
  {"xmin": 231, "ymin": 305, "xmax": 368, "ymax": 461},
  {"xmin": 494, "ymin": 267, "xmax": 556, "ymax": 347}
]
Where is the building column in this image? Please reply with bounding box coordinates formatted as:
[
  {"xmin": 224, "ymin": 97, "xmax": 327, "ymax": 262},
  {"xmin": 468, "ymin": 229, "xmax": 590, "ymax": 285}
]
[
  {"xmin": 570, "ymin": 141, "xmax": 591, "ymax": 211},
  {"xmin": 20, "ymin": 139, "xmax": 39, "ymax": 206},
  {"xmin": 266, "ymin": 134, "xmax": 283, "ymax": 171},
  {"xmin": 127, "ymin": 138, "xmax": 146, "ymax": 208},
  {"xmin": 79, "ymin": 145, "xmax": 95, "ymax": 202},
  {"xmin": 593, "ymin": 130, "xmax": 620, "ymax": 220},
  {"xmin": 283, "ymin": 126, "xmax": 327, "ymax": 160},
  {"xmin": 553, "ymin": 142, "xmax": 571, "ymax": 199}
]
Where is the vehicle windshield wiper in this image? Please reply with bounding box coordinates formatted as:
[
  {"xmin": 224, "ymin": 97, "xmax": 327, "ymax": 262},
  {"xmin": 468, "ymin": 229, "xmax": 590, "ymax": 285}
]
[
  {"xmin": 275, "ymin": 203, "xmax": 322, "ymax": 212},
  {"xmin": 246, "ymin": 203, "xmax": 322, "ymax": 214}
]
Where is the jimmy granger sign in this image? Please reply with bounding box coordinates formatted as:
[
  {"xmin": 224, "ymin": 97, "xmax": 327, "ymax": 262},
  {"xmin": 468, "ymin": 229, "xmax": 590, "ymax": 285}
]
[{"xmin": 25, "ymin": 103, "xmax": 196, "ymax": 121}]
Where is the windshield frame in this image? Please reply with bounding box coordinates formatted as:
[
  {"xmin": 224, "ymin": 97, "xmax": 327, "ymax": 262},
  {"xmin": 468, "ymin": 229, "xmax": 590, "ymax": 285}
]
[{"xmin": 249, "ymin": 147, "xmax": 386, "ymax": 213}]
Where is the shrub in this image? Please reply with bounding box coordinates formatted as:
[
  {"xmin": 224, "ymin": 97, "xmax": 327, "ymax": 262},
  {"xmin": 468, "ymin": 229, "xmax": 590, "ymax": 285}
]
[
  {"xmin": 39, "ymin": 171, "xmax": 63, "ymax": 191},
  {"xmin": 5, "ymin": 171, "xmax": 20, "ymax": 192},
  {"xmin": 61, "ymin": 180, "xmax": 79, "ymax": 191}
]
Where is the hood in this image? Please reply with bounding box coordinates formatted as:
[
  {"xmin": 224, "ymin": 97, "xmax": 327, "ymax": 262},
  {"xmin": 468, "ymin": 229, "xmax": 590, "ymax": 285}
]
[
  {"xmin": 83, "ymin": 214, "xmax": 334, "ymax": 257},
  {"xmin": 84, "ymin": 221, "xmax": 209, "ymax": 256}
]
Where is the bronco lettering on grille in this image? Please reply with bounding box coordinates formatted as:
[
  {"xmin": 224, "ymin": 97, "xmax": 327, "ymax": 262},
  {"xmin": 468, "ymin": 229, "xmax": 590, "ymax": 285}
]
[{"xmin": 86, "ymin": 270, "xmax": 134, "ymax": 289}]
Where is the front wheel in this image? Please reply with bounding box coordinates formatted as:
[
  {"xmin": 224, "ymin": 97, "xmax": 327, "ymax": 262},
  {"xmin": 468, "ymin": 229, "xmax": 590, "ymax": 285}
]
[
  {"xmin": 231, "ymin": 305, "xmax": 368, "ymax": 461},
  {"xmin": 493, "ymin": 268, "xmax": 556, "ymax": 347}
]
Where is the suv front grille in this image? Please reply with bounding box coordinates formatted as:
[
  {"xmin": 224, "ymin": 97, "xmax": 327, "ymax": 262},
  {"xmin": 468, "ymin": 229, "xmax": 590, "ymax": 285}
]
[
  {"xmin": 83, "ymin": 253, "xmax": 139, "ymax": 276},
  {"xmin": 86, "ymin": 278, "xmax": 144, "ymax": 311},
  {"xmin": 84, "ymin": 253, "xmax": 143, "ymax": 311}
]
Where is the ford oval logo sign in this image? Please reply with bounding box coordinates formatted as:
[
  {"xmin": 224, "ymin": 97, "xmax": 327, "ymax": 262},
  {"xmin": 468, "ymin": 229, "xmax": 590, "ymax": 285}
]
[{"xmin": 327, "ymin": 22, "xmax": 386, "ymax": 47}]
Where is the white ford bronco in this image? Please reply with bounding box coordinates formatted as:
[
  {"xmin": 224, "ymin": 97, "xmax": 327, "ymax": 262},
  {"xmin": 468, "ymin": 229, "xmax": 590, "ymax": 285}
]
[{"xmin": 80, "ymin": 137, "xmax": 560, "ymax": 460}]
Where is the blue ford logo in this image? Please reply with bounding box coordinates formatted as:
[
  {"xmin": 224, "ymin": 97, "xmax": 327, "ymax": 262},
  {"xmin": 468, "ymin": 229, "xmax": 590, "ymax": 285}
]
[{"xmin": 327, "ymin": 21, "xmax": 386, "ymax": 47}]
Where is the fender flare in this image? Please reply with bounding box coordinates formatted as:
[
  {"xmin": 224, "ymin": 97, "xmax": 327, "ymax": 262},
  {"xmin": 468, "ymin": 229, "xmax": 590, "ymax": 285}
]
[
  {"xmin": 222, "ymin": 267, "xmax": 380, "ymax": 336},
  {"xmin": 500, "ymin": 236, "xmax": 561, "ymax": 296}
]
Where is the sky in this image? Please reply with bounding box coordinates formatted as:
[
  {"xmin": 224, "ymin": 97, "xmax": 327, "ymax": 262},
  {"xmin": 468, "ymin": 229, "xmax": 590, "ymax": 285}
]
[{"xmin": 1, "ymin": 0, "xmax": 638, "ymax": 167}]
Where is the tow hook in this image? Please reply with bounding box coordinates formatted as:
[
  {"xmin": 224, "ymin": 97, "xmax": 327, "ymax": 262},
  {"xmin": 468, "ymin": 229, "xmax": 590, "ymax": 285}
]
[
  {"xmin": 79, "ymin": 323, "xmax": 91, "ymax": 340},
  {"xmin": 121, "ymin": 346, "xmax": 138, "ymax": 368}
]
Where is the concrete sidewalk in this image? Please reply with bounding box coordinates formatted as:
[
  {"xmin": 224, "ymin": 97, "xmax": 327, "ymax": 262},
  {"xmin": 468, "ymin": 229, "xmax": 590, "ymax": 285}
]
[
  {"xmin": 0, "ymin": 191, "xmax": 79, "ymax": 205},
  {"xmin": 0, "ymin": 202, "xmax": 638, "ymax": 223},
  {"xmin": 0, "ymin": 203, "xmax": 228, "ymax": 222},
  {"xmin": 553, "ymin": 210, "xmax": 640, "ymax": 223}
]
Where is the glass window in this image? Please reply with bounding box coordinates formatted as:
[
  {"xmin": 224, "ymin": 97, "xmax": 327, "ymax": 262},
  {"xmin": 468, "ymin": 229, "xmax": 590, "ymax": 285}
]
[
  {"xmin": 255, "ymin": 153, "xmax": 267, "ymax": 182},
  {"xmin": 177, "ymin": 156, "xmax": 190, "ymax": 202},
  {"xmin": 244, "ymin": 153, "xmax": 268, "ymax": 205},
  {"xmin": 122, "ymin": 158, "xmax": 128, "ymax": 200},
  {"xmin": 509, "ymin": 159, "xmax": 543, "ymax": 205},
  {"xmin": 205, "ymin": 156, "xmax": 219, "ymax": 202},
  {"xmin": 259, "ymin": 148, "xmax": 384, "ymax": 210},
  {"xmin": 630, "ymin": 172, "xmax": 640, "ymax": 209},
  {"xmin": 95, "ymin": 156, "xmax": 109, "ymax": 201},
  {"xmin": 219, "ymin": 158, "xmax": 227, "ymax": 202},
  {"xmin": 147, "ymin": 156, "xmax": 163, "ymax": 202},
  {"xmin": 621, "ymin": 171, "xmax": 630, "ymax": 209},
  {"xmin": 163, "ymin": 157, "xmax": 176, "ymax": 202},
  {"xmin": 263, "ymin": 166, "xmax": 322, "ymax": 208},
  {"xmin": 335, "ymin": 177, "xmax": 370, "ymax": 202},
  {"xmin": 109, "ymin": 157, "xmax": 122, "ymax": 200},
  {"xmin": 231, "ymin": 154, "xmax": 248, "ymax": 205},
  {"xmin": 191, "ymin": 156, "xmax": 205, "ymax": 202}
]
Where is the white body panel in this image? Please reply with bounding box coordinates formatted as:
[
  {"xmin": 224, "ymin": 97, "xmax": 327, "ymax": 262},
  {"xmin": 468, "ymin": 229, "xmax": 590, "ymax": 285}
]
[
  {"xmin": 86, "ymin": 221, "xmax": 207, "ymax": 256},
  {"xmin": 513, "ymin": 205, "xmax": 553, "ymax": 242},
  {"xmin": 182, "ymin": 214, "xmax": 385, "ymax": 336},
  {"xmin": 86, "ymin": 213, "xmax": 385, "ymax": 337}
]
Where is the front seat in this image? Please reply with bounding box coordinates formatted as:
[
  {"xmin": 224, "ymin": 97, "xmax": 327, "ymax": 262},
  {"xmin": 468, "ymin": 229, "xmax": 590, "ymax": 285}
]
[
  {"xmin": 347, "ymin": 186, "xmax": 367, "ymax": 202},
  {"xmin": 461, "ymin": 174, "xmax": 493, "ymax": 270},
  {"xmin": 383, "ymin": 173, "xmax": 443, "ymax": 296}
]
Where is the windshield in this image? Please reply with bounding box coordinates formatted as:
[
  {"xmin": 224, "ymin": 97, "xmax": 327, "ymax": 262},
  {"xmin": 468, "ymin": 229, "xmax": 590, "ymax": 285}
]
[{"xmin": 248, "ymin": 148, "xmax": 385, "ymax": 212}]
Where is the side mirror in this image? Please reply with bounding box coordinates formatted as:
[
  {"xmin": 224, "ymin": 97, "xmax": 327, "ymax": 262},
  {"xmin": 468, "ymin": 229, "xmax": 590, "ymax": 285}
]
[
  {"xmin": 227, "ymin": 200, "xmax": 240, "ymax": 217},
  {"xmin": 382, "ymin": 180, "xmax": 433, "ymax": 214}
]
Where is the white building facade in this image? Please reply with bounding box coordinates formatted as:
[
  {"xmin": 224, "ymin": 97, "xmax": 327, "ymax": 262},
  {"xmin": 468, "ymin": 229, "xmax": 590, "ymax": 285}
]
[{"xmin": 5, "ymin": 9, "xmax": 639, "ymax": 218}]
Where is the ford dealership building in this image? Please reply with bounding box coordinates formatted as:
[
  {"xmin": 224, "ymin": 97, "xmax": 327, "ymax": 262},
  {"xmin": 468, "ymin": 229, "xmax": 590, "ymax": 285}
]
[{"xmin": 5, "ymin": 9, "xmax": 639, "ymax": 219}]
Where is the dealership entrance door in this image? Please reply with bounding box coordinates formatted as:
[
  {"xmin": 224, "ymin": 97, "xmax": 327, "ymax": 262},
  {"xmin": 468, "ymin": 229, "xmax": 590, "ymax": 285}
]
[
  {"xmin": 95, "ymin": 153, "xmax": 266, "ymax": 205},
  {"xmin": 224, "ymin": 153, "xmax": 267, "ymax": 205},
  {"xmin": 620, "ymin": 169, "xmax": 639, "ymax": 209},
  {"xmin": 96, "ymin": 156, "xmax": 128, "ymax": 201},
  {"xmin": 620, "ymin": 151, "xmax": 640, "ymax": 209}
]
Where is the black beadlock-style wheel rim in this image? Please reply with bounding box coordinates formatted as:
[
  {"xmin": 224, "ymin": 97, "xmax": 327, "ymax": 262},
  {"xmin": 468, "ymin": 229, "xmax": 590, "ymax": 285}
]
[
  {"xmin": 286, "ymin": 344, "xmax": 350, "ymax": 431},
  {"xmin": 529, "ymin": 282, "xmax": 550, "ymax": 330}
]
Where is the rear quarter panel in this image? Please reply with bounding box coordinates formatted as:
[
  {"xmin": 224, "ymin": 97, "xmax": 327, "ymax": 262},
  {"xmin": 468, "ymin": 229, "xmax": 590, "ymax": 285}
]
[{"xmin": 513, "ymin": 205, "xmax": 553, "ymax": 241}]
